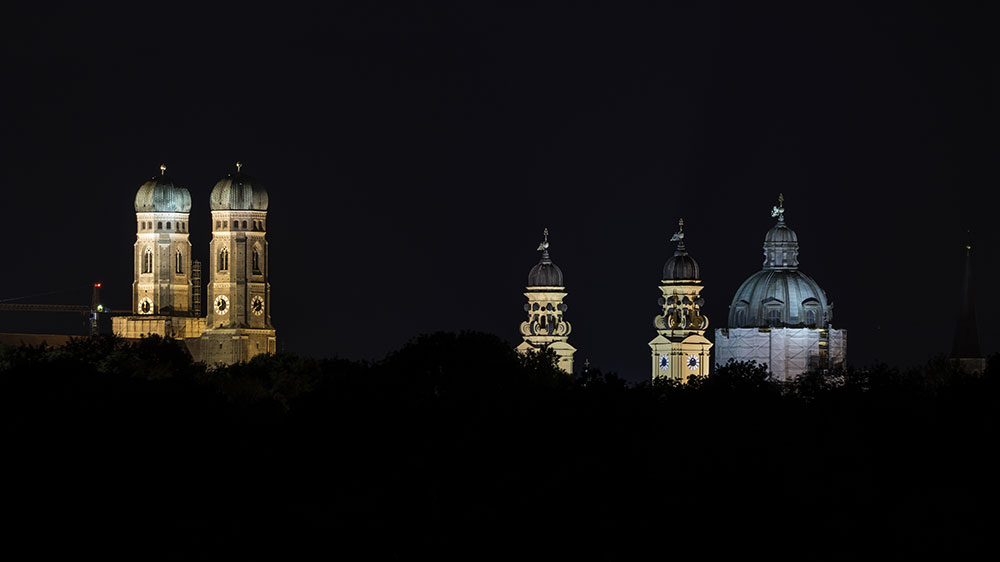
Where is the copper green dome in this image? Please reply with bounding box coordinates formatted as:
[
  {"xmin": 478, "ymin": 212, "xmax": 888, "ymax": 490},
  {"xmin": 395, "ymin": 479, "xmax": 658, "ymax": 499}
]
[
  {"xmin": 210, "ymin": 163, "xmax": 269, "ymax": 211},
  {"xmin": 134, "ymin": 166, "xmax": 192, "ymax": 213}
]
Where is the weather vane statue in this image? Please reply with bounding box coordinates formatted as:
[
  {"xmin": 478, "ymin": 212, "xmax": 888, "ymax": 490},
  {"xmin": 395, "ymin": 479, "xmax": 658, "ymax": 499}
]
[
  {"xmin": 537, "ymin": 228, "xmax": 550, "ymax": 252},
  {"xmin": 670, "ymin": 218, "xmax": 685, "ymax": 242},
  {"xmin": 771, "ymin": 193, "xmax": 785, "ymax": 219}
]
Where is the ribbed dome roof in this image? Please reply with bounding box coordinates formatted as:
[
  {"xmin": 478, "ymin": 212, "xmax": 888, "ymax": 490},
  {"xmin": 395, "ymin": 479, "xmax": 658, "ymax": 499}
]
[
  {"xmin": 728, "ymin": 196, "xmax": 833, "ymax": 328},
  {"xmin": 210, "ymin": 165, "xmax": 268, "ymax": 211},
  {"xmin": 765, "ymin": 221, "xmax": 798, "ymax": 244},
  {"xmin": 662, "ymin": 218, "xmax": 700, "ymax": 281},
  {"xmin": 134, "ymin": 167, "xmax": 192, "ymax": 213},
  {"xmin": 728, "ymin": 269, "xmax": 832, "ymax": 328},
  {"xmin": 527, "ymin": 229, "xmax": 564, "ymax": 287}
]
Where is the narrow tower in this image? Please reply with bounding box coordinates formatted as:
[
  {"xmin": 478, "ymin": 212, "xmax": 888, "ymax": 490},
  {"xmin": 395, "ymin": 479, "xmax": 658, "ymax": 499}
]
[
  {"xmin": 516, "ymin": 228, "xmax": 576, "ymax": 374},
  {"xmin": 649, "ymin": 219, "xmax": 712, "ymax": 382},
  {"xmin": 130, "ymin": 165, "xmax": 194, "ymax": 316},
  {"xmin": 951, "ymin": 239, "xmax": 985, "ymax": 373},
  {"xmin": 114, "ymin": 165, "xmax": 203, "ymax": 340},
  {"xmin": 200, "ymin": 163, "xmax": 276, "ymax": 363}
]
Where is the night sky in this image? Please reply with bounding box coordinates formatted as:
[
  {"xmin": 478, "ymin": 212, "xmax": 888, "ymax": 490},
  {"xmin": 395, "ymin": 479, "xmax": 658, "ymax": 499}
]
[{"xmin": 2, "ymin": 2, "xmax": 994, "ymax": 382}]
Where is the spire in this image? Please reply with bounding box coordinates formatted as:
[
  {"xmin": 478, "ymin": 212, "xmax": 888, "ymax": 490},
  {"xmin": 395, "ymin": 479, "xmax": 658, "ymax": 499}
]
[
  {"xmin": 236, "ymin": 161, "xmax": 243, "ymax": 173},
  {"xmin": 952, "ymin": 236, "xmax": 983, "ymax": 359},
  {"xmin": 160, "ymin": 164, "xmax": 167, "ymax": 176}
]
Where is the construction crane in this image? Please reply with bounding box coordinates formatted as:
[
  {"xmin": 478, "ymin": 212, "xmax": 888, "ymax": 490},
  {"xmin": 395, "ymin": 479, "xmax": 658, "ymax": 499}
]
[{"xmin": 0, "ymin": 283, "xmax": 130, "ymax": 336}]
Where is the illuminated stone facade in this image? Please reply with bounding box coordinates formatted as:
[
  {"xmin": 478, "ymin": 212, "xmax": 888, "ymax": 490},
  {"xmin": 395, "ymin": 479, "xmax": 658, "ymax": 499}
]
[
  {"xmin": 649, "ymin": 219, "xmax": 711, "ymax": 382},
  {"xmin": 114, "ymin": 164, "xmax": 276, "ymax": 364},
  {"xmin": 516, "ymin": 229, "xmax": 576, "ymax": 374},
  {"xmin": 714, "ymin": 196, "xmax": 846, "ymax": 380}
]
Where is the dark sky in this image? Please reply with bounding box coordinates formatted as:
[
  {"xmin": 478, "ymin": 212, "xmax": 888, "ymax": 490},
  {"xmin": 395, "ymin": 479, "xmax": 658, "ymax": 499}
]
[{"xmin": 2, "ymin": 2, "xmax": 995, "ymax": 381}]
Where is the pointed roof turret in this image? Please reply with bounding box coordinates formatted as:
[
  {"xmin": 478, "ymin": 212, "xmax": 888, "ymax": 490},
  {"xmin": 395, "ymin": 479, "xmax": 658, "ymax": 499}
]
[{"xmin": 952, "ymin": 238, "xmax": 983, "ymax": 359}]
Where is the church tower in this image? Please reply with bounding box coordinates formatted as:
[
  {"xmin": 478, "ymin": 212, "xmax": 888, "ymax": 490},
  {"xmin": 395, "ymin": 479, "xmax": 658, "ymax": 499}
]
[
  {"xmin": 200, "ymin": 163, "xmax": 276, "ymax": 363},
  {"xmin": 131, "ymin": 165, "xmax": 194, "ymax": 316},
  {"xmin": 649, "ymin": 219, "xmax": 712, "ymax": 382},
  {"xmin": 951, "ymin": 238, "xmax": 985, "ymax": 373},
  {"xmin": 516, "ymin": 229, "xmax": 576, "ymax": 374},
  {"xmin": 114, "ymin": 165, "xmax": 204, "ymax": 341}
]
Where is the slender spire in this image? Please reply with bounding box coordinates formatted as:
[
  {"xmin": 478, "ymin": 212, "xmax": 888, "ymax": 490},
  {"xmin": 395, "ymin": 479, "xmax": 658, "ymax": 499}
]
[
  {"xmin": 160, "ymin": 164, "xmax": 167, "ymax": 176},
  {"xmin": 236, "ymin": 161, "xmax": 243, "ymax": 173},
  {"xmin": 952, "ymin": 236, "xmax": 983, "ymax": 358}
]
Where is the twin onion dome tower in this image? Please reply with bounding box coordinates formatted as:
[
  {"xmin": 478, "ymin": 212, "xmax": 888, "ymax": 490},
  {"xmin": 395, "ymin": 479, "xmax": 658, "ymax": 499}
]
[
  {"xmin": 515, "ymin": 195, "xmax": 847, "ymax": 382},
  {"xmin": 113, "ymin": 164, "xmax": 276, "ymax": 364}
]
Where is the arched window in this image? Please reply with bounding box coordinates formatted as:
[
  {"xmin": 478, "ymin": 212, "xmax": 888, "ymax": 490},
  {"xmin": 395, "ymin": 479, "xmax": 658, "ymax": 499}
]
[
  {"xmin": 223, "ymin": 221, "xmax": 228, "ymax": 228},
  {"xmin": 766, "ymin": 308, "xmax": 782, "ymax": 327},
  {"xmin": 806, "ymin": 309, "xmax": 817, "ymax": 328},
  {"xmin": 252, "ymin": 247, "xmax": 261, "ymax": 273},
  {"xmin": 157, "ymin": 221, "xmax": 162, "ymax": 230},
  {"xmin": 216, "ymin": 220, "xmax": 221, "ymax": 229},
  {"xmin": 142, "ymin": 247, "xmax": 153, "ymax": 274},
  {"xmin": 166, "ymin": 221, "xmax": 171, "ymax": 230},
  {"xmin": 175, "ymin": 250, "xmax": 184, "ymax": 274},
  {"xmin": 242, "ymin": 220, "xmax": 247, "ymax": 229},
  {"xmin": 219, "ymin": 247, "xmax": 229, "ymax": 271}
]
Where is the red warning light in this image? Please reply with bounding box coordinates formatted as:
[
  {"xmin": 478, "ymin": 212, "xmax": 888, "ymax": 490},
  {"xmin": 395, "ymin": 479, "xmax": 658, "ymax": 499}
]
[{"xmin": 94, "ymin": 283, "xmax": 102, "ymax": 288}]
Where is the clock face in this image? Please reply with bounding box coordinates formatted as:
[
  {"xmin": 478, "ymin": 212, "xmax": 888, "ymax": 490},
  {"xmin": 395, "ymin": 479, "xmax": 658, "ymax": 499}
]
[
  {"xmin": 687, "ymin": 354, "xmax": 700, "ymax": 371},
  {"xmin": 659, "ymin": 355, "xmax": 669, "ymax": 371},
  {"xmin": 251, "ymin": 296, "xmax": 264, "ymax": 315},
  {"xmin": 214, "ymin": 295, "xmax": 230, "ymax": 315},
  {"xmin": 138, "ymin": 297, "xmax": 152, "ymax": 315}
]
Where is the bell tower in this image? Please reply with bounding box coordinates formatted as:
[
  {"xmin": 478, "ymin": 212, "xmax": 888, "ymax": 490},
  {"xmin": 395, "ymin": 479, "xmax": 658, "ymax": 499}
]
[
  {"xmin": 516, "ymin": 229, "xmax": 576, "ymax": 374},
  {"xmin": 649, "ymin": 219, "xmax": 711, "ymax": 382},
  {"xmin": 131, "ymin": 164, "xmax": 194, "ymax": 316},
  {"xmin": 200, "ymin": 162, "xmax": 276, "ymax": 363}
]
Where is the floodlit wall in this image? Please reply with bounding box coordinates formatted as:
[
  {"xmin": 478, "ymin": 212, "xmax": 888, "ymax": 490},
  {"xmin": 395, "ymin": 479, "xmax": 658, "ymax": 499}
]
[{"xmin": 715, "ymin": 327, "xmax": 846, "ymax": 381}]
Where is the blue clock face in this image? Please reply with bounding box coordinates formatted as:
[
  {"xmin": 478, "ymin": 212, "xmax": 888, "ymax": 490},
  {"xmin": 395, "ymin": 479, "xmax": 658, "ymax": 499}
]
[
  {"xmin": 659, "ymin": 355, "xmax": 669, "ymax": 370},
  {"xmin": 687, "ymin": 355, "xmax": 700, "ymax": 370}
]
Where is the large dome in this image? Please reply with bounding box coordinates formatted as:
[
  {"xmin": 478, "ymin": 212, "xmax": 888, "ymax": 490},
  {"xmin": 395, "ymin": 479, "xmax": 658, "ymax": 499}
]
[
  {"xmin": 728, "ymin": 269, "xmax": 832, "ymax": 328},
  {"xmin": 210, "ymin": 165, "xmax": 269, "ymax": 211},
  {"xmin": 134, "ymin": 167, "xmax": 192, "ymax": 213},
  {"xmin": 727, "ymin": 198, "xmax": 833, "ymax": 328},
  {"xmin": 527, "ymin": 229, "xmax": 564, "ymax": 287}
]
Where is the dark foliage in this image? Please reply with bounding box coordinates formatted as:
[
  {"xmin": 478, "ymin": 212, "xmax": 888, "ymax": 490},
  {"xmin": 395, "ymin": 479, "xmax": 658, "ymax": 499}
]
[{"xmin": 2, "ymin": 335, "xmax": 997, "ymax": 559}]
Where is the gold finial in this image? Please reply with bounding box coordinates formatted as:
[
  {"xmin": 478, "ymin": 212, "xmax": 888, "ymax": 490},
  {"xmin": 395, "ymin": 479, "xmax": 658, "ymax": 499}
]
[
  {"xmin": 160, "ymin": 164, "xmax": 166, "ymax": 175},
  {"xmin": 236, "ymin": 161, "xmax": 242, "ymax": 172},
  {"xmin": 543, "ymin": 227, "xmax": 549, "ymax": 243},
  {"xmin": 778, "ymin": 192, "xmax": 784, "ymax": 208},
  {"xmin": 771, "ymin": 194, "xmax": 785, "ymax": 219},
  {"xmin": 678, "ymin": 217, "xmax": 684, "ymax": 232}
]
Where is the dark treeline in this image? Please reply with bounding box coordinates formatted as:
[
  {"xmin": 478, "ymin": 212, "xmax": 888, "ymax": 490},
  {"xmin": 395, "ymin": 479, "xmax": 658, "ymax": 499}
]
[{"xmin": 2, "ymin": 333, "xmax": 997, "ymax": 559}]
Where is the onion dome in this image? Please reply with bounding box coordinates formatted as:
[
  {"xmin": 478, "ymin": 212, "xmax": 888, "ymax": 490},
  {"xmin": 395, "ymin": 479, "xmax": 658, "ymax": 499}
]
[
  {"xmin": 210, "ymin": 162, "xmax": 269, "ymax": 211},
  {"xmin": 728, "ymin": 195, "xmax": 833, "ymax": 328},
  {"xmin": 134, "ymin": 165, "xmax": 192, "ymax": 213},
  {"xmin": 662, "ymin": 218, "xmax": 701, "ymax": 281},
  {"xmin": 527, "ymin": 228, "xmax": 565, "ymax": 287}
]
